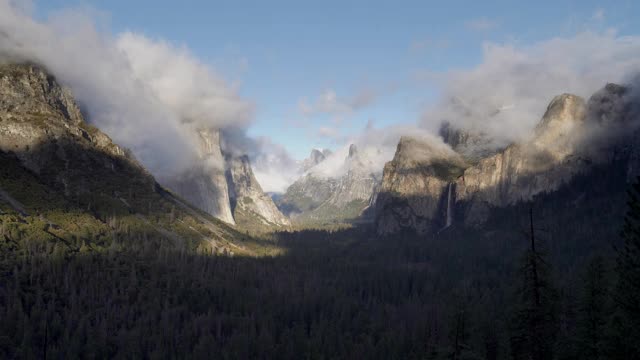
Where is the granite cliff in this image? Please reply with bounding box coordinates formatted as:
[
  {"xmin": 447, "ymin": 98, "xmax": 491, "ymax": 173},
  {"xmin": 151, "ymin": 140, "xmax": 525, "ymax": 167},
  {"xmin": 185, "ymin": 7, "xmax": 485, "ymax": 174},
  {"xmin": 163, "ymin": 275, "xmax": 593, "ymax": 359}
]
[
  {"xmin": 376, "ymin": 84, "xmax": 640, "ymax": 234},
  {"xmin": 0, "ymin": 63, "xmax": 255, "ymax": 253},
  {"xmin": 166, "ymin": 128, "xmax": 289, "ymax": 230},
  {"xmin": 374, "ymin": 136, "xmax": 467, "ymax": 234},
  {"xmin": 277, "ymin": 145, "xmax": 380, "ymax": 225},
  {"xmin": 166, "ymin": 129, "xmax": 235, "ymax": 225},
  {"xmin": 300, "ymin": 148, "xmax": 332, "ymax": 172},
  {"xmin": 226, "ymin": 154, "xmax": 290, "ymax": 228}
]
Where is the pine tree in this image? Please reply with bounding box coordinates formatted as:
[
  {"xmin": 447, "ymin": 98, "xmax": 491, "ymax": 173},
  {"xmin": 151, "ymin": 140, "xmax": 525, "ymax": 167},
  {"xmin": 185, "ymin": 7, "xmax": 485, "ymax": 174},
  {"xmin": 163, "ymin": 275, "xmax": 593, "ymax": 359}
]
[
  {"xmin": 576, "ymin": 256, "xmax": 608, "ymax": 360},
  {"xmin": 510, "ymin": 207, "xmax": 557, "ymax": 360},
  {"xmin": 608, "ymin": 177, "xmax": 640, "ymax": 358}
]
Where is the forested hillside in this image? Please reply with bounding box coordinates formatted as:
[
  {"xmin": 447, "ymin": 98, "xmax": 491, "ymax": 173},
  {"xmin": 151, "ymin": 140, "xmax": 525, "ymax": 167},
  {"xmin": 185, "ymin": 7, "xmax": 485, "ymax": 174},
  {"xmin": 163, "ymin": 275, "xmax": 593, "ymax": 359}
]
[{"xmin": 1, "ymin": 158, "xmax": 639, "ymax": 358}]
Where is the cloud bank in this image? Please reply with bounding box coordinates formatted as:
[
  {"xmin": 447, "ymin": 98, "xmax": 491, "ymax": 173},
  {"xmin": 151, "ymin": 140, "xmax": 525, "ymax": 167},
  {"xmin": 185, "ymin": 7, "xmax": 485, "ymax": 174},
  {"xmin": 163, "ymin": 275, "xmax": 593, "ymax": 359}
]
[
  {"xmin": 0, "ymin": 1, "xmax": 253, "ymax": 178},
  {"xmin": 116, "ymin": 33, "xmax": 253, "ymax": 130},
  {"xmin": 307, "ymin": 31, "xmax": 640, "ymax": 183},
  {"xmin": 308, "ymin": 124, "xmax": 445, "ymax": 179},
  {"xmin": 420, "ymin": 31, "xmax": 640, "ymax": 149},
  {"xmin": 250, "ymin": 137, "xmax": 301, "ymax": 193},
  {"xmin": 2, "ymin": 1, "xmax": 640, "ymax": 195}
]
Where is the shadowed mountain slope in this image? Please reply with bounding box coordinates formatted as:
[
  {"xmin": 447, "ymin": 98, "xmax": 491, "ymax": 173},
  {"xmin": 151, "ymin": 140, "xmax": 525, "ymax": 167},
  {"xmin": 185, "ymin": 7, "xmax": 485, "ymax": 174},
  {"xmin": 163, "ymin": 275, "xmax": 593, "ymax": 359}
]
[{"xmin": 0, "ymin": 63, "xmax": 274, "ymax": 256}]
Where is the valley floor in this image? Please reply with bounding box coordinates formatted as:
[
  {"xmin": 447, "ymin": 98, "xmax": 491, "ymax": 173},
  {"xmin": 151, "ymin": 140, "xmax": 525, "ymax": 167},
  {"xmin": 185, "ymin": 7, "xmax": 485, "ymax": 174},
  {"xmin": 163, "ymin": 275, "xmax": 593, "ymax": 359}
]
[{"xmin": 0, "ymin": 144, "xmax": 638, "ymax": 359}]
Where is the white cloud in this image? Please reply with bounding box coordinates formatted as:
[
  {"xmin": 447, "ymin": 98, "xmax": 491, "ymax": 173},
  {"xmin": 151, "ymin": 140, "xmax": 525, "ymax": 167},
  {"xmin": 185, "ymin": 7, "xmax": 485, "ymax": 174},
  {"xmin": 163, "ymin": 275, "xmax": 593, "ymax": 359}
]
[
  {"xmin": 0, "ymin": 1, "xmax": 253, "ymax": 178},
  {"xmin": 4, "ymin": 1, "xmax": 639, "ymax": 196},
  {"xmin": 419, "ymin": 31, "xmax": 640, "ymax": 148},
  {"xmin": 311, "ymin": 31, "xmax": 640, "ymax": 183},
  {"xmin": 309, "ymin": 123, "xmax": 445, "ymax": 179},
  {"xmin": 250, "ymin": 137, "xmax": 300, "ymax": 193},
  {"xmin": 8, "ymin": 0, "xmax": 33, "ymax": 14},
  {"xmin": 116, "ymin": 32, "xmax": 254, "ymax": 130}
]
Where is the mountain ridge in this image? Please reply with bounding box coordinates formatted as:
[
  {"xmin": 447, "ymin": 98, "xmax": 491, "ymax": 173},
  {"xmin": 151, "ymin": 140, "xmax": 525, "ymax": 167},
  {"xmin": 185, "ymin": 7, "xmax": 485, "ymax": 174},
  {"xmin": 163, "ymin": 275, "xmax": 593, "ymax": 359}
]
[
  {"xmin": 0, "ymin": 62, "xmax": 272, "ymax": 255},
  {"xmin": 375, "ymin": 82, "xmax": 640, "ymax": 234},
  {"xmin": 276, "ymin": 145, "xmax": 380, "ymax": 226}
]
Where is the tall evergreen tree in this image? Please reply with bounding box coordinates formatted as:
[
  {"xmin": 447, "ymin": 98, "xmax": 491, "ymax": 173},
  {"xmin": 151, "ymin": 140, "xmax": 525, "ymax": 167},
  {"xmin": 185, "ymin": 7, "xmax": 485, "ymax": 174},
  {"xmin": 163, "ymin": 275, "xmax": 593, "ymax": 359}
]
[
  {"xmin": 510, "ymin": 207, "xmax": 558, "ymax": 360},
  {"xmin": 576, "ymin": 256, "xmax": 608, "ymax": 360},
  {"xmin": 608, "ymin": 177, "xmax": 640, "ymax": 358}
]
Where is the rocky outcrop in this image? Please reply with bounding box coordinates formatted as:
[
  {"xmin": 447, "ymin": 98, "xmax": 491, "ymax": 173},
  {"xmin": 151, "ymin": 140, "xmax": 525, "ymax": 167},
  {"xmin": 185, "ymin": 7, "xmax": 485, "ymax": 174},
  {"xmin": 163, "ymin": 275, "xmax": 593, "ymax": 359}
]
[
  {"xmin": 439, "ymin": 121, "xmax": 496, "ymax": 162},
  {"xmin": 166, "ymin": 129, "xmax": 235, "ymax": 225},
  {"xmin": 226, "ymin": 154, "xmax": 290, "ymax": 227},
  {"xmin": 0, "ymin": 63, "xmax": 141, "ymax": 193},
  {"xmin": 455, "ymin": 94, "xmax": 590, "ymax": 224},
  {"xmin": 324, "ymin": 145, "xmax": 380, "ymax": 207},
  {"xmin": 377, "ymin": 84, "xmax": 640, "ymax": 234},
  {"xmin": 0, "ymin": 63, "xmax": 126, "ymax": 159},
  {"xmin": 309, "ymin": 145, "xmax": 380, "ymax": 221},
  {"xmin": 0, "ymin": 62, "xmax": 251, "ymax": 253},
  {"xmin": 278, "ymin": 144, "xmax": 380, "ymax": 224},
  {"xmin": 278, "ymin": 175, "xmax": 337, "ymax": 216},
  {"xmin": 300, "ymin": 148, "xmax": 332, "ymax": 172},
  {"xmin": 375, "ymin": 136, "xmax": 467, "ymax": 234},
  {"xmin": 168, "ymin": 128, "xmax": 290, "ymax": 229},
  {"xmin": 0, "ymin": 62, "xmax": 84, "ymax": 126}
]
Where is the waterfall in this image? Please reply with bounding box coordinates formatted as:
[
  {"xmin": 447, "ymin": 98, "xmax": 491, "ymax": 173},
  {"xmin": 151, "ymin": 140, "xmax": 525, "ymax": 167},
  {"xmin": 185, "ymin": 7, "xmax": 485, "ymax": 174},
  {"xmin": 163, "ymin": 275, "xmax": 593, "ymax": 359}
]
[{"xmin": 445, "ymin": 183, "xmax": 454, "ymax": 228}]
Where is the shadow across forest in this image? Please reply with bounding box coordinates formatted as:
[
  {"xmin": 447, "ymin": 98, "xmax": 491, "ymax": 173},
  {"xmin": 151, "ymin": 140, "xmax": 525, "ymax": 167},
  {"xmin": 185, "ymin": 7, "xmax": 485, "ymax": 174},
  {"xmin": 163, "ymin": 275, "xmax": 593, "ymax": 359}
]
[
  {"xmin": 0, "ymin": 179, "xmax": 629, "ymax": 359},
  {"xmin": 0, "ymin": 137, "xmax": 636, "ymax": 358},
  {"xmin": 0, "ymin": 224, "xmax": 525, "ymax": 359}
]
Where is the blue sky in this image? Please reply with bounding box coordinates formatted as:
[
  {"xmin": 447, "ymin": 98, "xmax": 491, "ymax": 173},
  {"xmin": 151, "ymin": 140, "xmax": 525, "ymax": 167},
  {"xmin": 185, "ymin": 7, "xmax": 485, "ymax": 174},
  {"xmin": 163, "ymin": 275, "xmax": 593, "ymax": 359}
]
[{"xmin": 33, "ymin": 0, "xmax": 640, "ymax": 159}]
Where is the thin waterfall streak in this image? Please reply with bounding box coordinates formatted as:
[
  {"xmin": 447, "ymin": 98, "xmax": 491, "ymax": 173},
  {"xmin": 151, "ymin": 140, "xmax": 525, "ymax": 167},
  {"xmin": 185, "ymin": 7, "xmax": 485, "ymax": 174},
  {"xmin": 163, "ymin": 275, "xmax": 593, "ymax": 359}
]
[{"xmin": 445, "ymin": 183, "xmax": 454, "ymax": 228}]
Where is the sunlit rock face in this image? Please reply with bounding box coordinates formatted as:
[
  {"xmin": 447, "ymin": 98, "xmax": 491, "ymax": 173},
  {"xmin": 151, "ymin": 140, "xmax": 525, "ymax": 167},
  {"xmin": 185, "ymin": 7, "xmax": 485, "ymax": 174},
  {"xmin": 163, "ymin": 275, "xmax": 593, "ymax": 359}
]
[
  {"xmin": 0, "ymin": 64, "xmax": 288, "ymax": 226},
  {"xmin": 277, "ymin": 144, "xmax": 381, "ymax": 224},
  {"xmin": 226, "ymin": 154, "xmax": 290, "ymax": 227},
  {"xmin": 0, "ymin": 63, "xmax": 126, "ymax": 158},
  {"xmin": 326, "ymin": 145, "xmax": 380, "ymax": 207},
  {"xmin": 377, "ymin": 83, "xmax": 640, "ymax": 234},
  {"xmin": 375, "ymin": 136, "xmax": 467, "ymax": 234},
  {"xmin": 455, "ymin": 94, "xmax": 590, "ymax": 216},
  {"xmin": 0, "ymin": 63, "xmax": 143, "ymax": 195}
]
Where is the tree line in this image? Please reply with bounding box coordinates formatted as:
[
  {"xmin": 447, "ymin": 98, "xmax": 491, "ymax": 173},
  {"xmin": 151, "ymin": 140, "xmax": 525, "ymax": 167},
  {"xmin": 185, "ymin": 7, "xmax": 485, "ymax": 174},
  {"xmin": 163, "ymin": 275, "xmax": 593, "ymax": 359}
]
[{"xmin": 0, "ymin": 177, "xmax": 639, "ymax": 359}]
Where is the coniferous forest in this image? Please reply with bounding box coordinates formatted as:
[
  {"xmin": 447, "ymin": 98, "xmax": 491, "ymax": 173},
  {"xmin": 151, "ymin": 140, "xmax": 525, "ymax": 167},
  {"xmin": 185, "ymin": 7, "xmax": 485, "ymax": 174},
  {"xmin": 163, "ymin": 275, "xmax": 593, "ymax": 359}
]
[{"xmin": 1, "ymin": 174, "xmax": 639, "ymax": 359}]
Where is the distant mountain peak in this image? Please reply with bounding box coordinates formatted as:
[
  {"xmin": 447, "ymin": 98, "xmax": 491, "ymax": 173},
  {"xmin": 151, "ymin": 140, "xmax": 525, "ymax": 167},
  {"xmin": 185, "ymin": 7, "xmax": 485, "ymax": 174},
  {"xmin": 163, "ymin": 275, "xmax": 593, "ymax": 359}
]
[
  {"xmin": 301, "ymin": 148, "xmax": 330, "ymax": 172},
  {"xmin": 277, "ymin": 143, "xmax": 381, "ymax": 225},
  {"xmin": 533, "ymin": 93, "xmax": 586, "ymax": 151},
  {"xmin": 348, "ymin": 144, "xmax": 358, "ymax": 158},
  {"xmin": 310, "ymin": 148, "xmax": 326, "ymax": 162},
  {"xmin": 376, "ymin": 82, "xmax": 640, "ymax": 235}
]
